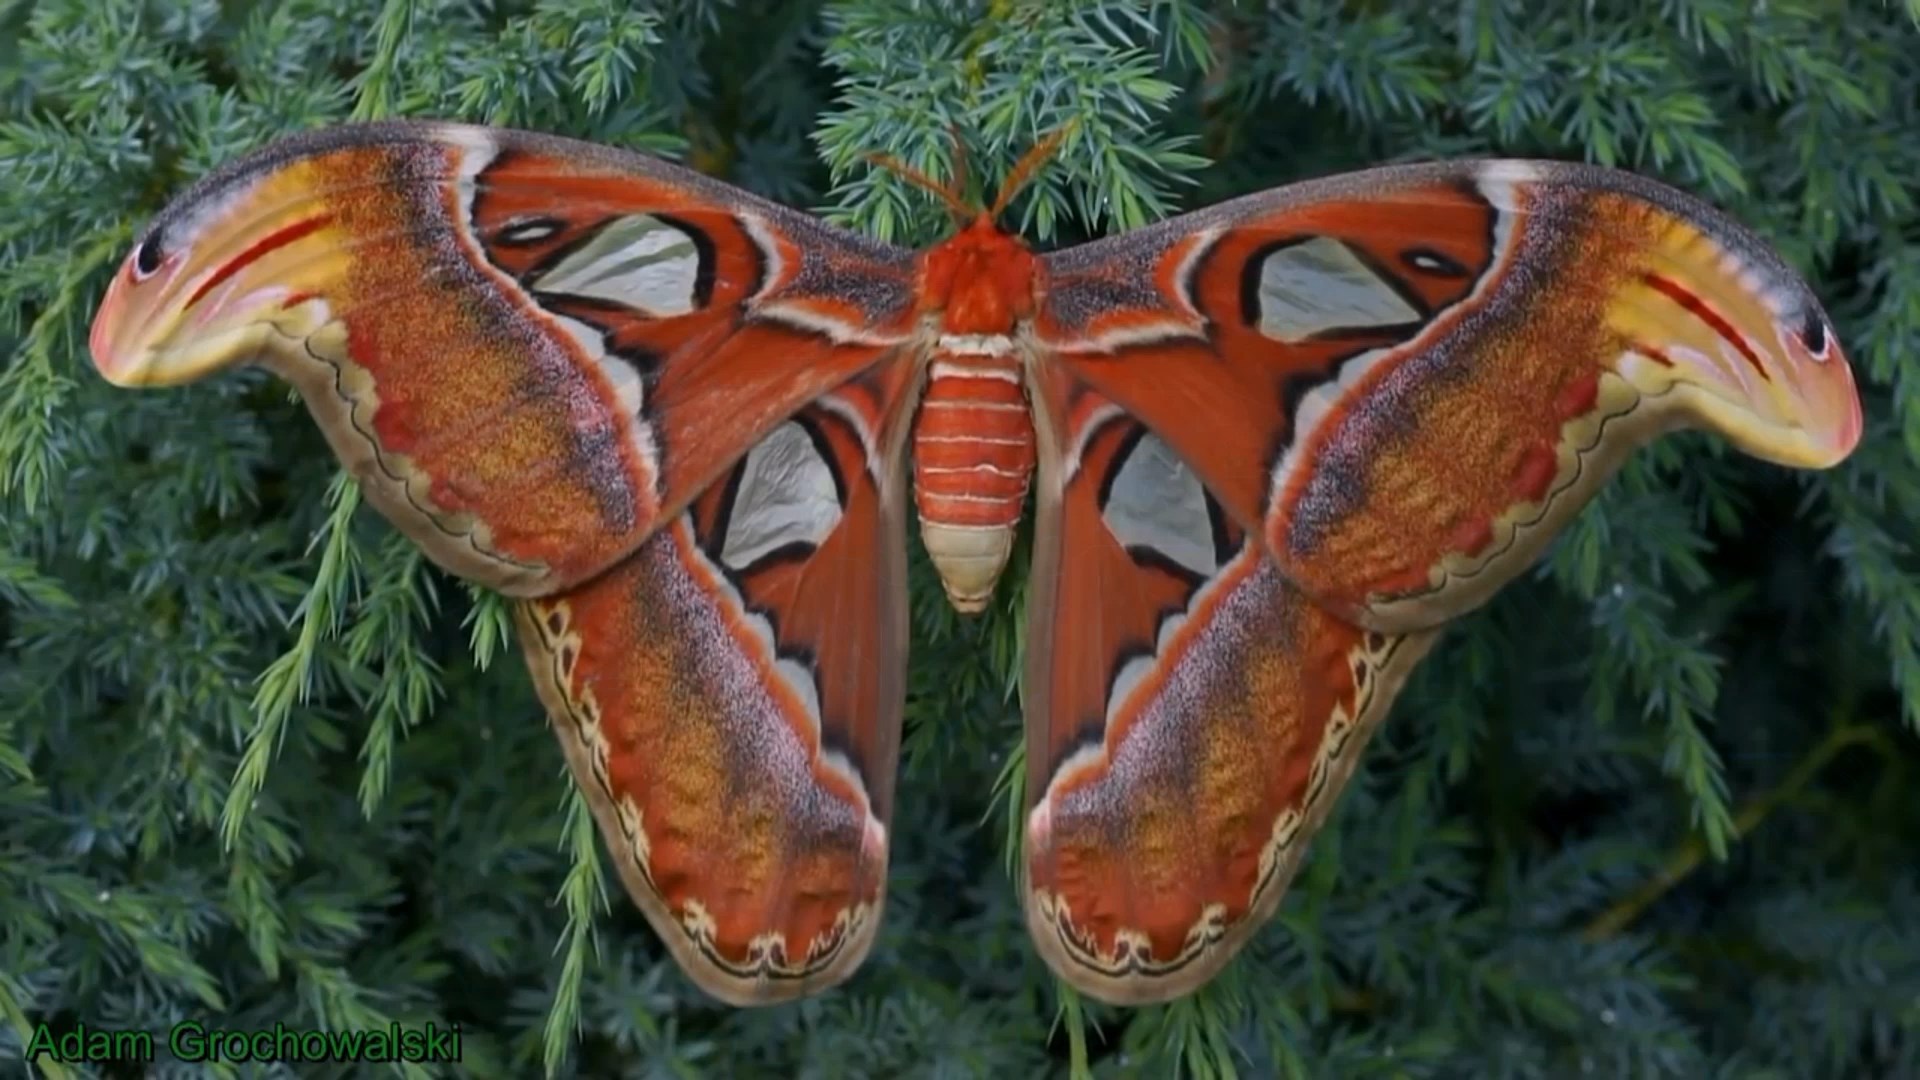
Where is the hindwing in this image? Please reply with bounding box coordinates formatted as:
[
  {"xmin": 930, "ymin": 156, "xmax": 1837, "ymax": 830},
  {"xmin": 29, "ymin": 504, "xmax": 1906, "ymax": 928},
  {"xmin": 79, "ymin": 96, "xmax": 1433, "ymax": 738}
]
[
  {"xmin": 516, "ymin": 364, "xmax": 917, "ymax": 1004},
  {"xmin": 1021, "ymin": 367, "xmax": 1439, "ymax": 1002}
]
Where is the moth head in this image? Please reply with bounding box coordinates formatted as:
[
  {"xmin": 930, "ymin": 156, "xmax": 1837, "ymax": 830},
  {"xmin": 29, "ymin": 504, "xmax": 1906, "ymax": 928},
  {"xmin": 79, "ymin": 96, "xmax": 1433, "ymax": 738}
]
[
  {"xmin": 91, "ymin": 166, "xmax": 344, "ymax": 388},
  {"xmin": 1608, "ymin": 245, "xmax": 1863, "ymax": 470},
  {"xmin": 870, "ymin": 127, "xmax": 1072, "ymax": 330}
]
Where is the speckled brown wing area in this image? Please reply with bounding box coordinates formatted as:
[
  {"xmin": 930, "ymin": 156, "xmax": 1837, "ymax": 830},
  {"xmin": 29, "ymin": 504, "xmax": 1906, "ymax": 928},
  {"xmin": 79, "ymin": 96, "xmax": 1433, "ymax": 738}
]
[
  {"xmin": 90, "ymin": 120, "xmax": 919, "ymax": 598},
  {"xmin": 1021, "ymin": 364, "xmax": 1440, "ymax": 1004},
  {"xmin": 515, "ymin": 363, "xmax": 917, "ymax": 1005},
  {"xmin": 1037, "ymin": 159, "xmax": 1860, "ymax": 633}
]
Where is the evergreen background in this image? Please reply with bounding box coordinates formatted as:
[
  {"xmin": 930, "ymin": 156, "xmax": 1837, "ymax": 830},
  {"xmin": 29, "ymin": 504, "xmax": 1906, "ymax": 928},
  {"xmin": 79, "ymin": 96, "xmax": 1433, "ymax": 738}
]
[{"xmin": 3, "ymin": 1, "xmax": 1918, "ymax": 1076}]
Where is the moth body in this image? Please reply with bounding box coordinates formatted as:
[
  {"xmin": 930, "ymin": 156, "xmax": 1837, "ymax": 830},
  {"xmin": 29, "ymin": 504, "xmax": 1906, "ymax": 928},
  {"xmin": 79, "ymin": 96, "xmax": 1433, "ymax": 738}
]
[{"xmin": 911, "ymin": 215, "xmax": 1043, "ymax": 611}]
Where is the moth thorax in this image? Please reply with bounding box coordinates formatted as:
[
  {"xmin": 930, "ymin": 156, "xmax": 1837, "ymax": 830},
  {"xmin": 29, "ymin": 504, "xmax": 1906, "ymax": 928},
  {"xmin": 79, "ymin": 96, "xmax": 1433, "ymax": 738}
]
[{"xmin": 912, "ymin": 343, "xmax": 1037, "ymax": 613}]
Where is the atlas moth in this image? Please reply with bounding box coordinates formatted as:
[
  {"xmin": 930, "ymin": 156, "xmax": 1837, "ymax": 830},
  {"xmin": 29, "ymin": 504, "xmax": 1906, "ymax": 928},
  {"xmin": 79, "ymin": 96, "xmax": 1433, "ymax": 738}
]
[{"xmin": 89, "ymin": 120, "xmax": 1861, "ymax": 1006}]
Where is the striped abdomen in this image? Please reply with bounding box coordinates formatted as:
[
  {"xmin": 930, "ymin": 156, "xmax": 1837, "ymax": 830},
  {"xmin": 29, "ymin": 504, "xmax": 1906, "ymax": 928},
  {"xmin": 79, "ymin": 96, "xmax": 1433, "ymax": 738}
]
[{"xmin": 912, "ymin": 337, "xmax": 1036, "ymax": 612}]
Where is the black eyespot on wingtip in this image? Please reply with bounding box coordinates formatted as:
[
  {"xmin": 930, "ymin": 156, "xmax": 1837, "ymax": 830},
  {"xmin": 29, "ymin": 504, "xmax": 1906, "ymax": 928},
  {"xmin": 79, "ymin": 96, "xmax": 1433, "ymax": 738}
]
[
  {"xmin": 132, "ymin": 235, "xmax": 164, "ymax": 278},
  {"xmin": 1798, "ymin": 310, "xmax": 1829, "ymax": 358}
]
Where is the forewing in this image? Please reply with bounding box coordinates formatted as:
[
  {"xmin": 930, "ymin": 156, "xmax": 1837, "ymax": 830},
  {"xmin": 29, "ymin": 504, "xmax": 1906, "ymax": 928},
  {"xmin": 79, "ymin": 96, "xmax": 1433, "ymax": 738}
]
[
  {"xmin": 1035, "ymin": 160, "xmax": 1860, "ymax": 632},
  {"xmin": 515, "ymin": 361, "xmax": 918, "ymax": 1005},
  {"xmin": 1020, "ymin": 364, "xmax": 1441, "ymax": 1004},
  {"xmin": 90, "ymin": 120, "xmax": 919, "ymax": 597}
]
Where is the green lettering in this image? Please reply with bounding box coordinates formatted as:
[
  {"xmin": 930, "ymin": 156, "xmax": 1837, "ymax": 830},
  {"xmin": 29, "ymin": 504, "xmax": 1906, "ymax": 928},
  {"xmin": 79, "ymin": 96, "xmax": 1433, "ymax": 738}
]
[
  {"xmin": 298, "ymin": 1029, "xmax": 328, "ymax": 1060},
  {"xmin": 425, "ymin": 1022, "xmax": 457, "ymax": 1061},
  {"xmin": 24, "ymin": 1022, "xmax": 154, "ymax": 1063},
  {"xmin": 326, "ymin": 1027, "xmax": 364, "ymax": 1059},
  {"xmin": 109, "ymin": 1030, "xmax": 154, "ymax": 1061},
  {"xmin": 247, "ymin": 1028, "xmax": 276, "ymax": 1060},
  {"xmin": 215, "ymin": 1028, "xmax": 251, "ymax": 1062},
  {"xmin": 365, "ymin": 1028, "xmax": 392, "ymax": 1061},
  {"xmin": 171, "ymin": 1020, "xmax": 208, "ymax": 1061}
]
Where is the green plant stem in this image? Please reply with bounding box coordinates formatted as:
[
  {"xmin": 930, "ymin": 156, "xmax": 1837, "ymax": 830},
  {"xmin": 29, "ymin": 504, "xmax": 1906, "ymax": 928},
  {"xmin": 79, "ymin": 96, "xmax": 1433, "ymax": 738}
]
[{"xmin": 1582, "ymin": 721, "xmax": 1892, "ymax": 941}]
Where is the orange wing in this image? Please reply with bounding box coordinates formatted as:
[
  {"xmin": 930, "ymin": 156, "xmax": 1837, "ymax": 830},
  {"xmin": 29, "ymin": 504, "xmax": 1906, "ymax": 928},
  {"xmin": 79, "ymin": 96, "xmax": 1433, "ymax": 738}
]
[
  {"xmin": 517, "ymin": 366, "xmax": 918, "ymax": 1003},
  {"xmin": 89, "ymin": 120, "xmax": 920, "ymax": 598},
  {"xmin": 1035, "ymin": 160, "xmax": 1861, "ymax": 633},
  {"xmin": 1019, "ymin": 160, "xmax": 1862, "ymax": 1003},
  {"xmin": 87, "ymin": 122, "xmax": 929, "ymax": 1005},
  {"xmin": 1020, "ymin": 367, "xmax": 1440, "ymax": 1003}
]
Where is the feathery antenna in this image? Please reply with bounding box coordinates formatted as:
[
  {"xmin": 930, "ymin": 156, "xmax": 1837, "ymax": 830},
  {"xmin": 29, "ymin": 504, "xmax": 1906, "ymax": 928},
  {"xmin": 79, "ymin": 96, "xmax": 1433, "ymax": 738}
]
[
  {"xmin": 988, "ymin": 122, "xmax": 1075, "ymax": 222},
  {"xmin": 863, "ymin": 122, "xmax": 1077, "ymax": 227}
]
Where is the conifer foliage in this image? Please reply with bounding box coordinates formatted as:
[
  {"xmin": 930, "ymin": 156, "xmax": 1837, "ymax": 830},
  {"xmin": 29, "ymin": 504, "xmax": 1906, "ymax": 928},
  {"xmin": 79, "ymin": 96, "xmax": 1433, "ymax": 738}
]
[{"xmin": 3, "ymin": 1, "xmax": 1918, "ymax": 1076}]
